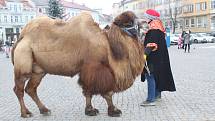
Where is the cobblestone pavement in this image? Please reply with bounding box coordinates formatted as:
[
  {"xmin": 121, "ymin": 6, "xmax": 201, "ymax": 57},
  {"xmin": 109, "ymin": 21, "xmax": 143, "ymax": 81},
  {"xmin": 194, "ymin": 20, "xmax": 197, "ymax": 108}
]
[{"xmin": 0, "ymin": 43, "xmax": 215, "ymax": 121}]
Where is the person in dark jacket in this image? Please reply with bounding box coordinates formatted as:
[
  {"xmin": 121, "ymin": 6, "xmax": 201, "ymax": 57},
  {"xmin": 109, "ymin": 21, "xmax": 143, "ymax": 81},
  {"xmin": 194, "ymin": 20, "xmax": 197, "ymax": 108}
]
[
  {"xmin": 140, "ymin": 9, "xmax": 176, "ymax": 106},
  {"xmin": 181, "ymin": 31, "xmax": 186, "ymax": 49},
  {"xmin": 183, "ymin": 31, "xmax": 191, "ymax": 53}
]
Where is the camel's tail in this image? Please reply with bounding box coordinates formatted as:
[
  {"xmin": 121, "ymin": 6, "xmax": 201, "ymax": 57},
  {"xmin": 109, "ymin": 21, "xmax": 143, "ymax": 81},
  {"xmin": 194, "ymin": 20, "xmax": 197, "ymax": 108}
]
[{"xmin": 11, "ymin": 36, "xmax": 23, "ymax": 65}]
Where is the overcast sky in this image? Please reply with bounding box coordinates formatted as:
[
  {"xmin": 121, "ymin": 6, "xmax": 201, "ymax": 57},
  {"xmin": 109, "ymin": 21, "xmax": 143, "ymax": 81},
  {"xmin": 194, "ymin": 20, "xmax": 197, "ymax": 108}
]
[{"xmin": 65, "ymin": 0, "xmax": 121, "ymax": 14}]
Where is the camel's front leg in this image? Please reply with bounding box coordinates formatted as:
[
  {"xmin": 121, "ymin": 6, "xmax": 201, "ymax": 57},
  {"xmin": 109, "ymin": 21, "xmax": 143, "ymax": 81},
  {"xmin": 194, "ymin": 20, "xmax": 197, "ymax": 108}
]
[
  {"xmin": 102, "ymin": 91, "xmax": 122, "ymax": 117},
  {"xmin": 84, "ymin": 94, "xmax": 99, "ymax": 116}
]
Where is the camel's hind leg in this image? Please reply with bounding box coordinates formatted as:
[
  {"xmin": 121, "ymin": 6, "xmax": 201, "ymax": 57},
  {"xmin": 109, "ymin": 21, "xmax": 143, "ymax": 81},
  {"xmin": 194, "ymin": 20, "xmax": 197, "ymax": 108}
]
[
  {"xmin": 14, "ymin": 75, "xmax": 32, "ymax": 118},
  {"xmin": 25, "ymin": 65, "xmax": 51, "ymax": 115},
  {"xmin": 13, "ymin": 39, "xmax": 33, "ymax": 118}
]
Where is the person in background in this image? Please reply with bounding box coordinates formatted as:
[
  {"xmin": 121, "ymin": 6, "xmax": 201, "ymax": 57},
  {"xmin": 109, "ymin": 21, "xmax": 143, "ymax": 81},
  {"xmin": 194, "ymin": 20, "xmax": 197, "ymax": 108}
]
[
  {"xmin": 5, "ymin": 39, "xmax": 10, "ymax": 58},
  {"xmin": 140, "ymin": 9, "xmax": 176, "ymax": 106},
  {"xmin": 184, "ymin": 31, "xmax": 191, "ymax": 53},
  {"xmin": 181, "ymin": 31, "xmax": 186, "ymax": 49},
  {"xmin": 178, "ymin": 35, "xmax": 183, "ymax": 49}
]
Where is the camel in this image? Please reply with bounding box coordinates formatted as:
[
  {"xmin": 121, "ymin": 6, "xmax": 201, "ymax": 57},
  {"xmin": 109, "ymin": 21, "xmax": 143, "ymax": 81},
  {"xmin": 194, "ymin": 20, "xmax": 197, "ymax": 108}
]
[{"xmin": 11, "ymin": 11, "xmax": 145, "ymax": 118}]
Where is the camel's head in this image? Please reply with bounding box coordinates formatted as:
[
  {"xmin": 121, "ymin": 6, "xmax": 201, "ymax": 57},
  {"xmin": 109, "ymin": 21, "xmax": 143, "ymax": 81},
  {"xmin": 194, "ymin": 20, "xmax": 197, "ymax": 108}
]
[{"xmin": 113, "ymin": 11, "xmax": 141, "ymax": 39}]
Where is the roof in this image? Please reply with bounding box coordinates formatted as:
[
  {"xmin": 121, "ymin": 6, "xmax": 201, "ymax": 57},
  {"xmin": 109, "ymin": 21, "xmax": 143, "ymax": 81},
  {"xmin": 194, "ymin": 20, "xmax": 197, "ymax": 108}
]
[
  {"xmin": 0, "ymin": 0, "xmax": 6, "ymax": 6},
  {"xmin": 0, "ymin": 0, "xmax": 34, "ymax": 8},
  {"xmin": 31, "ymin": 0, "xmax": 48, "ymax": 6},
  {"xmin": 21, "ymin": 0, "xmax": 35, "ymax": 8},
  {"xmin": 61, "ymin": 0, "xmax": 92, "ymax": 11},
  {"xmin": 6, "ymin": 0, "xmax": 21, "ymax": 2}
]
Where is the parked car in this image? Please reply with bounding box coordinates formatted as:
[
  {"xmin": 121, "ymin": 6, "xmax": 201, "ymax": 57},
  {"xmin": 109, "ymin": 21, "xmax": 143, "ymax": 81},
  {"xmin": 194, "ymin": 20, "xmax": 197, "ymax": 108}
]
[
  {"xmin": 190, "ymin": 34, "xmax": 207, "ymax": 43},
  {"xmin": 170, "ymin": 34, "xmax": 180, "ymax": 45},
  {"xmin": 198, "ymin": 33, "xmax": 215, "ymax": 43}
]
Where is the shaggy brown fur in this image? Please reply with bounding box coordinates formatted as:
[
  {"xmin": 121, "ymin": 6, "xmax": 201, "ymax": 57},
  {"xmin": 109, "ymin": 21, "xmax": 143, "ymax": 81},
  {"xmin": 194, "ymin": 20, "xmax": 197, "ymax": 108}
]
[{"xmin": 11, "ymin": 11, "xmax": 145, "ymax": 118}]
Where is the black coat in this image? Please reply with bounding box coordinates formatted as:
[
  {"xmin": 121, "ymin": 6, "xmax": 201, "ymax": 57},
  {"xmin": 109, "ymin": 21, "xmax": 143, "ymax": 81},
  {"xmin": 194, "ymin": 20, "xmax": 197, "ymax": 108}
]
[{"xmin": 141, "ymin": 29, "xmax": 176, "ymax": 92}]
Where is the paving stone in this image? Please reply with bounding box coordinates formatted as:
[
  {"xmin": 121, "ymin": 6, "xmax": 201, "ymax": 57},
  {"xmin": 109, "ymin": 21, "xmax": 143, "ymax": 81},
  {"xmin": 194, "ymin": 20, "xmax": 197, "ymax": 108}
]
[{"xmin": 0, "ymin": 43, "xmax": 215, "ymax": 121}]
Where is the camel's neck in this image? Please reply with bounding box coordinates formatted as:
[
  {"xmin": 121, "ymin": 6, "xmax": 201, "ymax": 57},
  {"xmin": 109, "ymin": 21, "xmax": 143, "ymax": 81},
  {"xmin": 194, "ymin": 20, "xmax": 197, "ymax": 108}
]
[{"xmin": 106, "ymin": 24, "xmax": 145, "ymax": 92}]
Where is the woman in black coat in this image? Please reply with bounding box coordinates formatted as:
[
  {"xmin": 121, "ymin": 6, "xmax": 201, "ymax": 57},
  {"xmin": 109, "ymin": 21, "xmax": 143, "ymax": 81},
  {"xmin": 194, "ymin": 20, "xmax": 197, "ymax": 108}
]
[{"xmin": 140, "ymin": 9, "xmax": 176, "ymax": 106}]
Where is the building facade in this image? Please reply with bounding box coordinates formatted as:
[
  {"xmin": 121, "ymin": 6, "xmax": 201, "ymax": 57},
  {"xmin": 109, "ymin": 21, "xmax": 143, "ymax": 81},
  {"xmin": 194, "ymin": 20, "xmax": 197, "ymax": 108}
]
[
  {"xmin": 0, "ymin": 0, "xmax": 110, "ymax": 44},
  {"xmin": 114, "ymin": 0, "xmax": 215, "ymax": 34},
  {"xmin": 61, "ymin": 0, "xmax": 100, "ymax": 23},
  {"xmin": 0, "ymin": 0, "xmax": 36, "ymax": 43},
  {"xmin": 32, "ymin": 0, "xmax": 102, "ymax": 24}
]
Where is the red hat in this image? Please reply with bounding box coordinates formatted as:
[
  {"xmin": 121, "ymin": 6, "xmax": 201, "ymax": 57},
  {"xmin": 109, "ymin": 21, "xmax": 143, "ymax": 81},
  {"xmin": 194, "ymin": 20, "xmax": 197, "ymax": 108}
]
[{"xmin": 144, "ymin": 9, "xmax": 160, "ymax": 20}]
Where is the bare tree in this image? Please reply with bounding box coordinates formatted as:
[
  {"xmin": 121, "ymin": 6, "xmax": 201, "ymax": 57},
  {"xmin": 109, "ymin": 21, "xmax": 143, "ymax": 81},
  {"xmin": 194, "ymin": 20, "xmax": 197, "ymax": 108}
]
[{"xmin": 168, "ymin": 0, "xmax": 182, "ymax": 33}]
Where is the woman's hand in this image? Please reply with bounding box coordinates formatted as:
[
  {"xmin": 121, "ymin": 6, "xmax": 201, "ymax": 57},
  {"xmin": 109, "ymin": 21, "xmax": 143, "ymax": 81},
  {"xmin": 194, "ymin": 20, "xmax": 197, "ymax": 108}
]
[{"xmin": 146, "ymin": 43, "xmax": 158, "ymax": 51}]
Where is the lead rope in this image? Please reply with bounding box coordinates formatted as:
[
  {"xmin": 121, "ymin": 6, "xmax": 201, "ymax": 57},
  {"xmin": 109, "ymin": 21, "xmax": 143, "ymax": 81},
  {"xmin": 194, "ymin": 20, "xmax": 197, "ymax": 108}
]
[{"xmin": 145, "ymin": 60, "xmax": 151, "ymax": 76}]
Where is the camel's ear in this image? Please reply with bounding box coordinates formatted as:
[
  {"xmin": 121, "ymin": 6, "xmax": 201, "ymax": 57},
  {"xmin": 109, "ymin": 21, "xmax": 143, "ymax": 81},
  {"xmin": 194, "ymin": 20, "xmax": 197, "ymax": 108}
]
[{"xmin": 107, "ymin": 24, "xmax": 128, "ymax": 60}]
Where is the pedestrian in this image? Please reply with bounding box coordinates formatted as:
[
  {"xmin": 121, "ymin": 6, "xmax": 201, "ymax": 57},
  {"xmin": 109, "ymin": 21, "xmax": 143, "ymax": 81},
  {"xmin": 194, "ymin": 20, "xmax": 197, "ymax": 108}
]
[
  {"xmin": 0, "ymin": 40, "xmax": 3, "ymax": 51},
  {"xmin": 181, "ymin": 31, "xmax": 186, "ymax": 49},
  {"xmin": 140, "ymin": 9, "xmax": 176, "ymax": 106},
  {"xmin": 5, "ymin": 39, "xmax": 10, "ymax": 58},
  {"xmin": 184, "ymin": 31, "xmax": 191, "ymax": 53},
  {"xmin": 178, "ymin": 36, "xmax": 182, "ymax": 49}
]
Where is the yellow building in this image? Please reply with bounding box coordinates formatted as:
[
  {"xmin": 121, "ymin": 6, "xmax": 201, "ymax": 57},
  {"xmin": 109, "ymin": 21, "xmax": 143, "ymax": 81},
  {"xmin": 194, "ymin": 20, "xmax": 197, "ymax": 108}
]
[
  {"xmin": 115, "ymin": 0, "xmax": 215, "ymax": 33},
  {"xmin": 152, "ymin": 0, "xmax": 211, "ymax": 33},
  {"xmin": 177, "ymin": 0, "xmax": 211, "ymax": 33}
]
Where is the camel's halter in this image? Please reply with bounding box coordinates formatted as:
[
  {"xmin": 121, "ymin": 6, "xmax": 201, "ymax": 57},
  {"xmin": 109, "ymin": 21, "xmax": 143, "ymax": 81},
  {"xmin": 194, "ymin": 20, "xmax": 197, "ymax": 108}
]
[
  {"xmin": 121, "ymin": 24, "xmax": 139, "ymax": 38},
  {"xmin": 115, "ymin": 19, "xmax": 140, "ymax": 39}
]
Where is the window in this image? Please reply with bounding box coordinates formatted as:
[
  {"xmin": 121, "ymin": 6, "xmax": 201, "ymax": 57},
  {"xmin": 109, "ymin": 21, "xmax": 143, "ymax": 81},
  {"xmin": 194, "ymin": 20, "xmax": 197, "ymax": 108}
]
[
  {"xmin": 156, "ymin": 0, "xmax": 162, "ymax": 5},
  {"xmin": 201, "ymin": 2, "xmax": 207, "ymax": 10},
  {"xmin": 19, "ymin": 5, "xmax": 22, "ymax": 11},
  {"xmin": 211, "ymin": 16, "xmax": 215, "ymax": 30},
  {"xmin": 165, "ymin": 21, "xmax": 168, "ymax": 27},
  {"xmin": 197, "ymin": 17, "xmax": 202, "ymax": 27},
  {"xmin": 196, "ymin": 3, "xmax": 201, "ymax": 12},
  {"xmin": 203, "ymin": 16, "xmax": 207, "ymax": 27},
  {"xmin": 179, "ymin": 20, "xmax": 183, "ymax": 28},
  {"xmin": 11, "ymin": 16, "xmax": 13, "ymax": 23},
  {"xmin": 14, "ymin": 5, "xmax": 17, "ymax": 12},
  {"xmin": 10, "ymin": 4, "xmax": 13, "ymax": 10},
  {"xmin": 39, "ymin": 8, "xmax": 42, "ymax": 13},
  {"xmin": 185, "ymin": 19, "xmax": 189, "ymax": 28},
  {"xmin": 15, "ymin": 16, "xmax": 18, "ymax": 22},
  {"xmin": 183, "ymin": 4, "xmax": 193, "ymax": 13},
  {"xmin": 16, "ymin": 28, "xmax": 19, "ymax": 33},
  {"xmin": 25, "ymin": 16, "xmax": 28, "ymax": 22},
  {"xmin": 4, "ymin": 16, "xmax": 7, "ymax": 22},
  {"xmin": 177, "ymin": 7, "xmax": 182, "ymax": 15},
  {"xmin": 20, "ymin": 16, "xmax": 22, "ymax": 22},
  {"xmin": 211, "ymin": 0, "xmax": 215, "ymax": 9},
  {"xmin": 196, "ymin": 16, "xmax": 207, "ymax": 27},
  {"xmin": 191, "ymin": 18, "xmax": 195, "ymax": 27}
]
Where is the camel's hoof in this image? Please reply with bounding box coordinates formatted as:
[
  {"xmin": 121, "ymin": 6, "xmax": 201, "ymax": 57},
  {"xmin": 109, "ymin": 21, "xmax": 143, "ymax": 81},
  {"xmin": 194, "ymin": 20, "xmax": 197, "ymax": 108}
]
[
  {"xmin": 40, "ymin": 108, "xmax": 51, "ymax": 116},
  {"xmin": 85, "ymin": 107, "xmax": 99, "ymax": 116},
  {"xmin": 108, "ymin": 107, "xmax": 122, "ymax": 117},
  {"xmin": 21, "ymin": 112, "xmax": 33, "ymax": 118}
]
